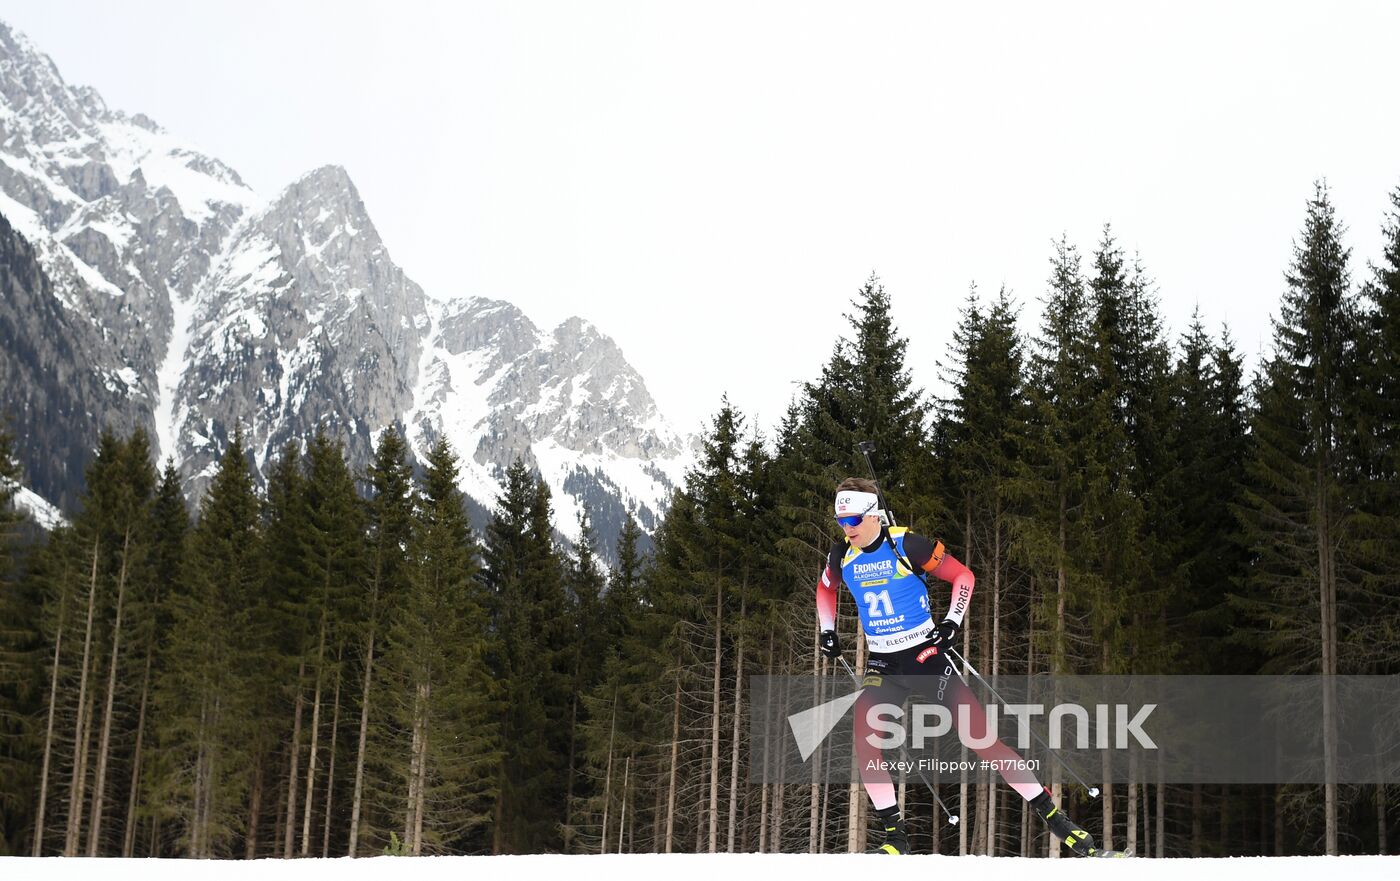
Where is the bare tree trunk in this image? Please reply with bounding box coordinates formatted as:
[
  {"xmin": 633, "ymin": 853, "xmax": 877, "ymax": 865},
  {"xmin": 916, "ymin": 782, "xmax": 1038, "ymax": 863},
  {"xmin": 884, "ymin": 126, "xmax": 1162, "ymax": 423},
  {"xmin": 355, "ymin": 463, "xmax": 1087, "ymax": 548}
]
[
  {"xmin": 64, "ymin": 536, "xmax": 102, "ymax": 856},
  {"xmin": 205, "ymin": 693, "xmax": 224, "ymax": 857},
  {"xmin": 618, "ymin": 755, "xmax": 631, "ymax": 854},
  {"xmin": 1191, "ymin": 784, "xmax": 1202, "ymax": 857},
  {"xmin": 1127, "ymin": 748, "xmax": 1138, "ymax": 855},
  {"xmin": 1021, "ymin": 791, "xmax": 1030, "ymax": 857},
  {"xmin": 664, "ymin": 675, "xmax": 680, "ymax": 853},
  {"xmin": 123, "ymin": 644, "xmax": 155, "ymax": 857},
  {"xmin": 1317, "ymin": 471, "xmax": 1339, "ymax": 855},
  {"xmin": 321, "ymin": 656, "xmax": 343, "ymax": 857},
  {"xmin": 1023, "ymin": 575, "xmax": 1034, "ymax": 859},
  {"xmin": 284, "ymin": 661, "xmax": 305, "ymax": 857},
  {"xmin": 404, "ymin": 682, "xmax": 423, "ymax": 851},
  {"xmin": 89, "ymin": 528, "xmax": 133, "ymax": 856},
  {"xmin": 1156, "ymin": 760, "xmax": 1165, "ymax": 858},
  {"xmin": 726, "ymin": 597, "xmax": 745, "ymax": 852},
  {"xmin": 1049, "ymin": 486, "xmax": 1067, "ymax": 860},
  {"xmin": 411, "ymin": 682, "xmax": 429, "ymax": 856},
  {"xmin": 1142, "ymin": 780, "xmax": 1150, "ymax": 858},
  {"xmin": 32, "ymin": 582, "xmax": 69, "ymax": 856},
  {"xmin": 1379, "ymin": 785, "xmax": 1388, "ymax": 855},
  {"xmin": 1220, "ymin": 784, "xmax": 1230, "ymax": 854},
  {"xmin": 1101, "ymin": 638, "xmax": 1114, "ymax": 851},
  {"xmin": 301, "ymin": 616, "xmax": 328, "ymax": 855},
  {"xmin": 775, "ymin": 663, "xmax": 789, "ymax": 853},
  {"xmin": 651, "ymin": 778, "xmax": 662, "ymax": 853},
  {"xmin": 246, "ymin": 758, "xmax": 264, "ymax": 859},
  {"xmin": 190, "ymin": 697, "xmax": 207, "ymax": 857},
  {"xmin": 1102, "ymin": 756, "xmax": 1114, "ymax": 852},
  {"xmin": 707, "ymin": 583, "xmax": 723, "ymax": 852},
  {"xmin": 772, "ymin": 774, "xmax": 785, "ymax": 853},
  {"xmin": 565, "ymin": 690, "xmax": 578, "ymax": 841},
  {"xmin": 601, "ymin": 697, "xmax": 617, "ymax": 854},
  {"xmin": 348, "ymin": 621, "xmax": 377, "ymax": 857},
  {"xmin": 67, "ymin": 670, "xmax": 98, "ymax": 856}
]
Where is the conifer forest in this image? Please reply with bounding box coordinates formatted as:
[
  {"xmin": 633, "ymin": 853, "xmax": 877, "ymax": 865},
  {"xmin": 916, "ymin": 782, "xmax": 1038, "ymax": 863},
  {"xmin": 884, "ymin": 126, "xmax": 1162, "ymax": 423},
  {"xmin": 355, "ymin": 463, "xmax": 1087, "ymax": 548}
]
[{"xmin": 3, "ymin": 182, "xmax": 1400, "ymax": 859}]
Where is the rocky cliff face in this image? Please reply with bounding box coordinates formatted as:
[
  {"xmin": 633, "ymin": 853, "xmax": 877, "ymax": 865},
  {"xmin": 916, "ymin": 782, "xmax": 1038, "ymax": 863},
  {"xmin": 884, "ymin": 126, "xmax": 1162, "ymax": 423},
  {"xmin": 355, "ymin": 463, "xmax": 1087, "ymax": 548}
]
[
  {"xmin": 0, "ymin": 20, "xmax": 690, "ymax": 551},
  {"xmin": 173, "ymin": 165, "xmax": 427, "ymax": 496}
]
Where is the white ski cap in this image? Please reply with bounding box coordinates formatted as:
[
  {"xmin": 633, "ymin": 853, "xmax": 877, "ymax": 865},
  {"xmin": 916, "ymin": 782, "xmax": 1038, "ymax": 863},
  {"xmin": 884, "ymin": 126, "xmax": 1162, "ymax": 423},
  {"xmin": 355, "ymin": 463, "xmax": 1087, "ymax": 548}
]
[{"xmin": 834, "ymin": 491, "xmax": 879, "ymax": 519}]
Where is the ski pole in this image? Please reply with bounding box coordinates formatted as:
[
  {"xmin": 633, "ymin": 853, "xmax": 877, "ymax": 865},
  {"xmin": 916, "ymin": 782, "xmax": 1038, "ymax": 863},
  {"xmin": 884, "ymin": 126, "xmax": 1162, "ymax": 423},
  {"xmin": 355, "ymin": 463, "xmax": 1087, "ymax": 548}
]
[
  {"xmin": 837, "ymin": 655, "xmax": 960, "ymax": 826},
  {"xmin": 946, "ymin": 647, "xmax": 1101, "ymax": 798}
]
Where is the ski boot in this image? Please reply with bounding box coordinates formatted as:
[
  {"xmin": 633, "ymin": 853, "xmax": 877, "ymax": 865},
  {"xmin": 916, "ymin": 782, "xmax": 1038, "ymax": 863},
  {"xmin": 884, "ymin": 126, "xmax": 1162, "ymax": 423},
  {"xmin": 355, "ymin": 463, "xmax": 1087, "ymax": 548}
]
[
  {"xmin": 873, "ymin": 806, "xmax": 910, "ymax": 855},
  {"xmin": 1030, "ymin": 788, "xmax": 1098, "ymax": 857}
]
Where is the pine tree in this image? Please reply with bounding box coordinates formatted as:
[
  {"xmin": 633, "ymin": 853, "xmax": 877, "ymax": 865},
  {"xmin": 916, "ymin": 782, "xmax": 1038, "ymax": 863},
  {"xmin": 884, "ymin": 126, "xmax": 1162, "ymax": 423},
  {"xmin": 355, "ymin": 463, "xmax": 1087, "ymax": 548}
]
[
  {"xmin": 1234, "ymin": 182, "xmax": 1363, "ymax": 854},
  {"xmin": 938, "ymin": 285, "xmax": 1032, "ymax": 853},
  {"xmin": 382, "ymin": 437, "xmax": 498, "ymax": 854},
  {"xmin": 1354, "ymin": 184, "xmax": 1400, "ymax": 669},
  {"xmin": 152, "ymin": 427, "xmax": 262, "ymax": 856},
  {"xmin": 121, "ymin": 460, "xmax": 188, "ymax": 856},
  {"xmin": 485, "ymin": 458, "xmax": 571, "ymax": 852},
  {"xmin": 1016, "ymin": 237, "xmax": 1103, "ymax": 676},
  {"xmin": 0, "ymin": 425, "xmax": 38, "ymax": 855},
  {"xmin": 293, "ymin": 431, "xmax": 365, "ymax": 856},
  {"xmin": 801, "ymin": 274, "xmax": 934, "ymax": 522},
  {"xmin": 347, "ymin": 427, "xmax": 415, "ymax": 856},
  {"xmin": 559, "ymin": 508, "xmax": 608, "ymax": 850},
  {"xmin": 84, "ymin": 429, "xmax": 157, "ymax": 856}
]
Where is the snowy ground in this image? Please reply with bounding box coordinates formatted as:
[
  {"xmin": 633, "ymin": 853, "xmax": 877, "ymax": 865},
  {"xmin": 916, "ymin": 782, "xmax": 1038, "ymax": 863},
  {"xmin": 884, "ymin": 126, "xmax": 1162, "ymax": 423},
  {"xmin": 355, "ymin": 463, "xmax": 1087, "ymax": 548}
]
[{"xmin": 1, "ymin": 854, "xmax": 1396, "ymax": 880}]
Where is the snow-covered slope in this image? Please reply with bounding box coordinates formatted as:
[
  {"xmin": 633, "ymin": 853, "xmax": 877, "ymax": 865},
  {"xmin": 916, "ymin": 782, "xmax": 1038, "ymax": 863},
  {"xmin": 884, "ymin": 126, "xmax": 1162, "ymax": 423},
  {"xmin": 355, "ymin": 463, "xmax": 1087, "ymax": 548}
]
[
  {"xmin": 1, "ymin": 854, "xmax": 1396, "ymax": 881},
  {"xmin": 3, "ymin": 480, "xmax": 65, "ymax": 530},
  {"xmin": 0, "ymin": 19, "xmax": 692, "ymax": 547}
]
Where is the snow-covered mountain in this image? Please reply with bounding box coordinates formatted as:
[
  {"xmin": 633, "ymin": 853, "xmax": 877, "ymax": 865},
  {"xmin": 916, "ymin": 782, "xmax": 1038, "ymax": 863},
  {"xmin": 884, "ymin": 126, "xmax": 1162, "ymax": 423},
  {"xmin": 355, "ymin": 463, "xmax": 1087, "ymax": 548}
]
[{"xmin": 0, "ymin": 20, "xmax": 691, "ymax": 550}]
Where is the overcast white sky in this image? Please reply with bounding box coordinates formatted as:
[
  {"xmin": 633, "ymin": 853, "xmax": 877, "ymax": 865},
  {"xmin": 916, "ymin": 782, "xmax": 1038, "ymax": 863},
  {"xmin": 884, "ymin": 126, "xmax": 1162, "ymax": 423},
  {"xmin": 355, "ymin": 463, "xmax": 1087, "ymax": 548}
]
[{"xmin": 8, "ymin": 1, "xmax": 1400, "ymax": 437}]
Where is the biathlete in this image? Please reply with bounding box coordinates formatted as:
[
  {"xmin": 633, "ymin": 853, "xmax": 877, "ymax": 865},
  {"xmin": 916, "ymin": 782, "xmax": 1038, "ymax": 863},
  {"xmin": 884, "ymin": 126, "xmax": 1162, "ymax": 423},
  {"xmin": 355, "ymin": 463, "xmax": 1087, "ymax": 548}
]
[{"xmin": 817, "ymin": 478, "xmax": 1098, "ymax": 856}]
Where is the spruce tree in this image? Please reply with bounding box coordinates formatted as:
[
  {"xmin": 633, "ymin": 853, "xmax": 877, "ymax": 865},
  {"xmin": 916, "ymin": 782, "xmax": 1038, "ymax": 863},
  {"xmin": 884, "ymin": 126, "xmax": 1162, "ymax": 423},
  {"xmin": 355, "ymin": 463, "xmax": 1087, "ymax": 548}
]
[
  {"xmin": 382, "ymin": 437, "xmax": 498, "ymax": 854},
  {"xmin": 1235, "ymin": 182, "xmax": 1362, "ymax": 854},
  {"xmin": 0, "ymin": 426, "xmax": 37, "ymax": 855},
  {"xmin": 801, "ymin": 274, "xmax": 934, "ymax": 523},
  {"xmin": 292, "ymin": 431, "xmax": 365, "ymax": 856},
  {"xmin": 258, "ymin": 440, "xmax": 312, "ymax": 857},
  {"xmin": 1016, "ymin": 236, "xmax": 1103, "ymax": 675},
  {"xmin": 485, "ymin": 458, "xmax": 569, "ymax": 852},
  {"xmin": 1354, "ymin": 185, "xmax": 1400, "ymax": 671},
  {"xmin": 122, "ymin": 461, "xmax": 188, "ymax": 856},
  {"xmin": 152, "ymin": 427, "xmax": 262, "ymax": 856},
  {"xmin": 347, "ymin": 427, "xmax": 415, "ymax": 856}
]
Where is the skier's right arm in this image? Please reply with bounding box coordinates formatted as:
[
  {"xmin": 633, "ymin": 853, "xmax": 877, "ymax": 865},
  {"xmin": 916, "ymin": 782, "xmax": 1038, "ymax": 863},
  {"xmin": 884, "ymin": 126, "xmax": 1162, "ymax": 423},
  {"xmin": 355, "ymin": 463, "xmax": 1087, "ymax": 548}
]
[
  {"xmin": 817, "ymin": 564, "xmax": 838, "ymax": 632},
  {"xmin": 816, "ymin": 552, "xmax": 842, "ymax": 658}
]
